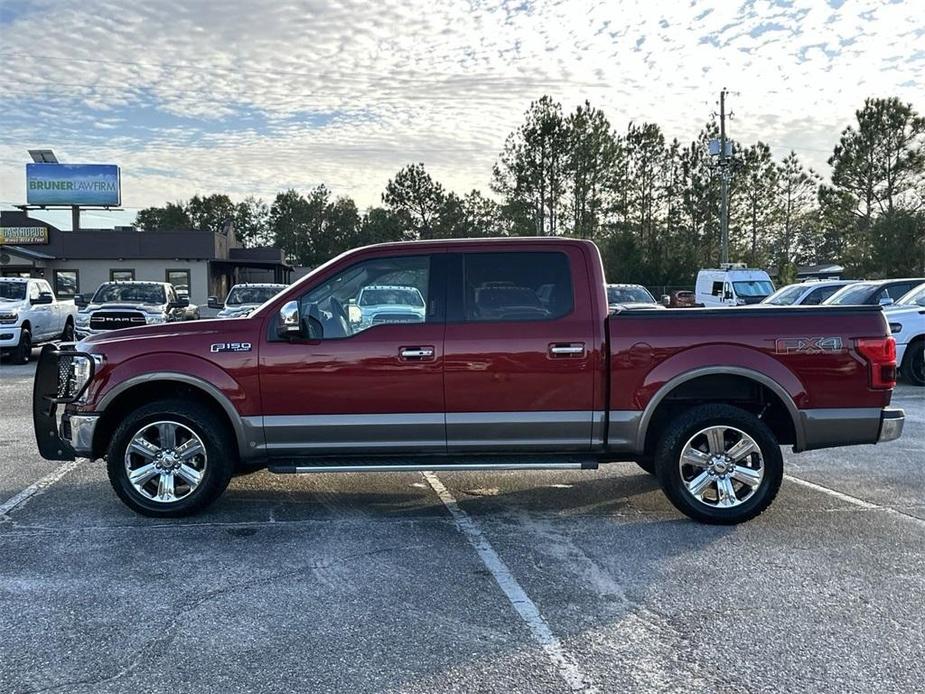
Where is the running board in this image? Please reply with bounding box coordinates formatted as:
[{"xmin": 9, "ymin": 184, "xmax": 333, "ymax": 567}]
[{"xmin": 269, "ymin": 461, "xmax": 596, "ymax": 474}]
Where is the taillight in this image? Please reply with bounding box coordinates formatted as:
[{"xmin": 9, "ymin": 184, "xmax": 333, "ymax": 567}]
[{"xmin": 856, "ymin": 336, "xmax": 897, "ymax": 389}]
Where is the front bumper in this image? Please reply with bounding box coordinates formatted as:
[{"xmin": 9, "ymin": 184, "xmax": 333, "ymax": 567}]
[
  {"xmin": 878, "ymin": 408, "xmax": 905, "ymax": 443},
  {"xmin": 0, "ymin": 325, "xmax": 22, "ymax": 347},
  {"xmin": 32, "ymin": 344, "xmax": 97, "ymax": 461}
]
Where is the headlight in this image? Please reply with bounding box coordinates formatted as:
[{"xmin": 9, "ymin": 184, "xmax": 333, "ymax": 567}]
[
  {"xmin": 76, "ymin": 313, "xmax": 90, "ymax": 326},
  {"xmin": 0, "ymin": 311, "xmax": 18, "ymax": 324},
  {"xmin": 62, "ymin": 354, "xmax": 104, "ymax": 403},
  {"xmin": 889, "ymin": 322, "xmax": 902, "ymax": 334},
  {"xmin": 146, "ymin": 315, "xmax": 166, "ymax": 324}
]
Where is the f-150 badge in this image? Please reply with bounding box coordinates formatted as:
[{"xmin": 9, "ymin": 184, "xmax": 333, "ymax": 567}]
[
  {"xmin": 775, "ymin": 337, "xmax": 843, "ymax": 355},
  {"xmin": 210, "ymin": 342, "xmax": 252, "ymax": 353}
]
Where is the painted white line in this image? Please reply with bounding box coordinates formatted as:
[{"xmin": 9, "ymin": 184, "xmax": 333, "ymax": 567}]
[
  {"xmin": 0, "ymin": 459, "xmax": 82, "ymax": 518},
  {"xmin": 785, "ymin": 473, "xmax": 925, "ymax": 526},
  {"xmin": 422, "ymin": 471, "xmax": 597, "ymax": 694}
]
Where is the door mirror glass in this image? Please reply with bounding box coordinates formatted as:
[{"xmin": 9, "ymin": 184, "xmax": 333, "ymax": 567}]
[{"xmin": 278, "ymin": 300, "xmax": 302, "ymax": 338}]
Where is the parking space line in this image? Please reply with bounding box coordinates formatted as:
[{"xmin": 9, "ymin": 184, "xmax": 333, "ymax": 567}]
[
  {"xmin": 0, "ymin": 460, "xmax": 82, "ymax": 518},
  {"xmin": 422, "ymin": 471, "xmax": 597, "ymax": 694},
  {"xmin": 785, "ymin": 473, "xmax": 925, "ymax": 526}
]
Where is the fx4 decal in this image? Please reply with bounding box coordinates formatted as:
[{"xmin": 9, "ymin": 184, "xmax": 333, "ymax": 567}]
[
  {"xmin": 210, "ymin": 342, "xmax": 252, "ymax": 353},
  {"xmin": 775, "ymin": 337, "xmax": 844, "ymax": 355}
]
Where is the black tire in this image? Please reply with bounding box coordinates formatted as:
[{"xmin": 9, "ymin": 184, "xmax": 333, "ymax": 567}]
[
  {"xmin": 654, "ymin": 404, "xmax": 783, "ymax": 525},
  {"xmin": 635, "ymin": 458, "xmax": 655, "ymax": 475},
  {"xmin": 106, "ymin": 399, "xmax": 235, "ymax": 517},
  {"xmin": 902, "ymin": 341, "xmax": 924, "ymax": 386},
  {"xmin": 12, "ymin": 329, "xmax": 32, "ymax": 364},
  {"xmin": 60, "ymin": 318, "xmax": 75, "ymax": 342}
]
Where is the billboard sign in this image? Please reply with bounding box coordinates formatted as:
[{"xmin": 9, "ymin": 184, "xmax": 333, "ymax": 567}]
[
  {"xmin": 0, "ymin": 226, "xmax": 49, "ymax": 245},
  {"xmin": 26, "ymin": 163, "xmax": 121, "ymax": 206}
]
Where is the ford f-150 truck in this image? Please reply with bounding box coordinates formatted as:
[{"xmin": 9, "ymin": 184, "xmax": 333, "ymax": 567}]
[
  {"xmin": 33, "ymin": 238, "xmax": 904, "ymax": 524},
  {"xmin": 1, "ymin": 277, "xmax": 76, "ymax": 363}
]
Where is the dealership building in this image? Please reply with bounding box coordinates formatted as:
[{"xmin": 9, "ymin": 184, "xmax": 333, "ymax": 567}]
[{"xmin": 0, "ymin": 211, "xmax": 291, "ymax": 305}]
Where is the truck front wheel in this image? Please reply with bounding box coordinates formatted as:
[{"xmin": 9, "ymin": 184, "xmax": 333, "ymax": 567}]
[
  {"xmin": 654, "ymin": 404, "xmax": 783, "ymax": 524},
  {"xmin": 12, "ymin": 329, "xmax": 32, "ymax": 364},
  {"xmin": 106, "ymin": 399, "xmax": 234, "ymax": 517}
]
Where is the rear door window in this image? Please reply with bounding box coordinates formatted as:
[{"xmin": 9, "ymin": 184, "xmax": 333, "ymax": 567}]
[
  {"xmin": 461, "ymin": 252, "xmax": 573, "ymax": 322},
  {"xmin": 803, "ymin": 285, "xmax": 840, "ymax": 305}
]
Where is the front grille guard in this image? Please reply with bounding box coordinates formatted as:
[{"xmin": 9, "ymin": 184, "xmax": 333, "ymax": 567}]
[
  {"xmin": 33, "ymin": 344, "xmax": 96, "ymax": 461},
  {"xmin": 35, "ymin": 344, "xmax": 96, "ymax": 409}
]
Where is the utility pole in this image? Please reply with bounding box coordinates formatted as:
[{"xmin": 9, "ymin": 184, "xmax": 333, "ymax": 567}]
[{"xmin": 718, "ymin": 88, "xmax": 731, "ymax": 265}]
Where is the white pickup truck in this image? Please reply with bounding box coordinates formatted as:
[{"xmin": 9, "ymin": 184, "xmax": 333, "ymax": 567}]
[
  {"xmin": 0, "ymin": 277, "xmax": 77, "ymax": 363},
  {"xmin": 886, "ymin": 282, "xmax": 925, "ymax": 386}
]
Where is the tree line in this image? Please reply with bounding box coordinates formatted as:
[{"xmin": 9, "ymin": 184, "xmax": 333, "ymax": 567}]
[{"xmin": 135, "ymin": 95, "xmax": 925, "ymax": 286}]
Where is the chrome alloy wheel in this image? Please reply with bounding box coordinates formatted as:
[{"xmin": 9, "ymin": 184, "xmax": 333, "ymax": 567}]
[
  {"xmin": 124, "ymin": 421, "xmax": 207, "ymax": 503},
  {"xmin": 678, "ymin": 425, "xmax": 764, "ymax": 508}
]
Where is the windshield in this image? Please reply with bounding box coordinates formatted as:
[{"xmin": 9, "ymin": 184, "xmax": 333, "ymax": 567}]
[
  {"xmin": 226, "ymin": 285, "xmax": 284, "ymax": 305},
  {"xmin": 764, "ymin": 284, "xmax": 806, "ymax": 306},
  {"xmin": 92, "ymin": 283, "xmax": 166, "ymax": 304},
  {"xmin": 825, "ymin": 283, "xmax": 876, "ymax": 305},
  {"xmin": 359, "ymin": 288, "xmax": 424, "ymax": 307},
  {"xmin": 607, "ymin": 286, "xmax": 655, "ymax": 304},
  {"xmin": 0, "ymin": 283, "xmax": 27, "ymax": 301},
  {"xmin": 896, "ymin": 283, "xmax": 925, "ymax": 306},
  {"xmin": 733, "ymin": 280, "xmax": 774, "ymax": 297}
]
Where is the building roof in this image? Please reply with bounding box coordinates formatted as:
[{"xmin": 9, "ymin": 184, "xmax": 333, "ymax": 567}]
[{"xmin": 0, "ymin": 211, "xmax": 287, "ymax": 269}]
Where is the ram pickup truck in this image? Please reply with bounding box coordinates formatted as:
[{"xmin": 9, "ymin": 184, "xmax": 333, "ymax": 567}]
[
  {"xmin": 74, "ymin": 281, "xmax": 190, "ymax": 338},
  {"xmin": 0, "ymin": 277, "xmax": 76, "ymax": 363},
  {"xmin": 33, "ymin": 238, "xmax": 904, "ymax": 524}
]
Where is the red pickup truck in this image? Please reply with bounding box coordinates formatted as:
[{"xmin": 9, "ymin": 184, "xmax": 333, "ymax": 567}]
[{"xmin": 33, "ymin": 238, "xmax": 904, "ymax": 524}]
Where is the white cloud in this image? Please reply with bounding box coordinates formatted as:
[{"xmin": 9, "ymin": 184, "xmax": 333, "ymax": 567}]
[{"xmin": 0, "ymin": 0, "xmax": 923, "ymax": 220}]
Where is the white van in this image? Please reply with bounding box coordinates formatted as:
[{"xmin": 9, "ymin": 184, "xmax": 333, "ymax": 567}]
[{"xmin": 695, "ymin": 265, "xmax": 775, "ymax": 307}]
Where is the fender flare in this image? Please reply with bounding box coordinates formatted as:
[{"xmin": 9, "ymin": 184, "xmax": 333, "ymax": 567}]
[
  {"xmin": 635, "ymin": 365, "xmax": 806, "ymax": 452},
  {"xmin": 96, "ymin": 372, "xmax": 263, "ymax": 460}
]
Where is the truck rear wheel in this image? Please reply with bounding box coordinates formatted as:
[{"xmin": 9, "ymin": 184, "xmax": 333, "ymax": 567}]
[
  {"xmin": 106, "ymin": 399, "xmax": 234, "ymax": 517},
  {"xmin": 654, "ymin": 404, "xmax": 782, "ymax": 525}
]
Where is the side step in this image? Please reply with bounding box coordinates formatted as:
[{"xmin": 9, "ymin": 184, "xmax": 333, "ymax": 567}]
[{"xmin": 269, "ymin": 459, "xmax": 598, "ymax": 474}]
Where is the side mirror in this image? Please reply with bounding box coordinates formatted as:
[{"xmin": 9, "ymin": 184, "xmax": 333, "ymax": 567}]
[
  {"xmin": 916, "ymin": 297, "xmax": 925, "ymax": 307},
  {"xmin": 879, "ymin": 296, "xmax": 894, "ymax": 306},
  {"xmin": 74, "ymin": 294, "xmax": 89, "ymax": 308},
  {"xmin": 169, "ymin": 298, "xmax": 190, "ymax": 309},
  {"xmin": 661, "ymin": 295, "xmax": 671, "ymax": 306},
  {"xmin": 207, "ymin": 296, "xmax": 223, "ymax": 309},
  {"xmin": 278, "ymin": 300, "xmax": 302, "ymax": 338},
  {"xmin": 33, "ymin": 292, "xmax": 54, "ymax": 305}
]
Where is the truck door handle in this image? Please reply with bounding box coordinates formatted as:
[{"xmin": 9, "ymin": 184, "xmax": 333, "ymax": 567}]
[
  {"xmin": 400, "ymin": 346, "xmax": 435, "ymax": 360},
  {"xmin": 549, "ymin": 343, "xmax": 585, "ymax": 357}
]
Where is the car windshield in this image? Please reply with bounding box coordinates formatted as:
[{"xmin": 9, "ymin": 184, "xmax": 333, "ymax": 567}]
[
  {"xmin": 0, "ymin": 283, "xmax": 27, "ymax": 301},
  {"xmin": 733, "ymin": 280, "xmax": 774, "ymax": 297},
  {"xmin": 359, "ymin": 288, "xmax": 424, "ymax": 307},
  {"xmin": 825, "ymin": 283, "xmax": 876, "ymax": 305},
  {"xmin": 764, "ymin": 284, "xmax": 806, "ymax": 305},
  {"xmin": 607, "ymin": 286, "xmax": 655, "ymax": 304},
  {"xmin": 226, "ymin": 286, "xmax": 284, "ymax": 305},
  {"xmin": 896, "ymin": 283, "xmax": 925, "ymax": 306},
  {"xmin": 93, "ymin": 283, "xmax": 166, "ymax": 304}
]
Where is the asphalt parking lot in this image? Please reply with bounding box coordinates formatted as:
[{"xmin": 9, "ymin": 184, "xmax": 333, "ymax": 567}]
[{"xmin": 1, "ymin": 356, "xmax": 923, "ymax": 694}]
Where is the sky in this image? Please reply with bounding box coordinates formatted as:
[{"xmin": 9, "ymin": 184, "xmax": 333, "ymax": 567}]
[{"xmin": 1, "ymin": 0, "xmax": 923, "ymax": 229}]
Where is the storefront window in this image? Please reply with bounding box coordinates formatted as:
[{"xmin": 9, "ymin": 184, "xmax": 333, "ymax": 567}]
[
  {"xmin": 54, "ymin": 270, "xmax": 79, "ymax": 298},
  {"xmin": 110, "ymin": 269, "xmax": 135, "ymax": 282},
  {"xmin": 166, "ymin": 269, "xmax": 191, "ymax": 298}
]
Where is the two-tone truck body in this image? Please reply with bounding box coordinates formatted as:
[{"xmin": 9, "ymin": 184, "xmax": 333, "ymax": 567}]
[{"xmin": 33, "ymin": 238, "xmax": 903, "ymax": 523}]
